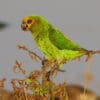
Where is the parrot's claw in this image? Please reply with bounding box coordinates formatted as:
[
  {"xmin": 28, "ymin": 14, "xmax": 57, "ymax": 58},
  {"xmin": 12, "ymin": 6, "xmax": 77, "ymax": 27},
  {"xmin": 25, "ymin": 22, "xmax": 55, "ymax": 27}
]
[
  {"xmin": 42, "ymin": 59, "xmax": 65, "ymax": 77},
  {"xmin": 42, "ymin": 59, "xmax": 56, "ymax": 68},
  {"xmin": 42, "ymin": 59, "xmax": 48, "ymax": 66}
]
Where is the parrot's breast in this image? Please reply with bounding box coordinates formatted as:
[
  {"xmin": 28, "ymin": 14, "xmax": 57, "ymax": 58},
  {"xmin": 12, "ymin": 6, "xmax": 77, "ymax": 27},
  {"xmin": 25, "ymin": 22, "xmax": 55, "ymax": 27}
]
[
  {"xmin": 33, "ymin": 34, "xmax": 87, "ymax": 62},
  {"xmin": 35, "ymin": 35, "xmax": 60, "ymax": 60}
]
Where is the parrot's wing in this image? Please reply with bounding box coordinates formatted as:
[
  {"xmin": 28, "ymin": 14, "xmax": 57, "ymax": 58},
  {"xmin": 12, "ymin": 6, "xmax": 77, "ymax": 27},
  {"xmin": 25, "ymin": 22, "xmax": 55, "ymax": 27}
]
[{"xmin": 49, "ymin": 25, "xmax": 84, "ymax": 51}]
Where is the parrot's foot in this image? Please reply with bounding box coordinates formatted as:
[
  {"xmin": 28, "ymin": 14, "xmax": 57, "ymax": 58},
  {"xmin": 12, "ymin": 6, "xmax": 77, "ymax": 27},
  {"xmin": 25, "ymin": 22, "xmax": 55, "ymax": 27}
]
[
  {"xmin": 42, "ymin": 59, "xmax": 66, "ymax": 78},
  {"xmin": 42, "ymin": 59, "xmax": 56, "ymax": 69}
]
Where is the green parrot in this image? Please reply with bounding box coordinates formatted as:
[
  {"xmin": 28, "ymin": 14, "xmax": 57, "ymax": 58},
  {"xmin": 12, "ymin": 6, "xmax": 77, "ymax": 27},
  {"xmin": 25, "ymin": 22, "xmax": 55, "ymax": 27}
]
[{"xmin": 21, "ymin": 15, "xmax": 88, "ymax": 66}]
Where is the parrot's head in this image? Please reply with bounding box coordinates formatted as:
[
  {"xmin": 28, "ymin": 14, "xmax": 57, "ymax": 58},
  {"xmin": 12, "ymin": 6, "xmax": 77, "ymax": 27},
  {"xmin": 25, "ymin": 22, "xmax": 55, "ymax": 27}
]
[{"xmin": 21, "ymin": 15, "xmax": 49, "ymax": 36}]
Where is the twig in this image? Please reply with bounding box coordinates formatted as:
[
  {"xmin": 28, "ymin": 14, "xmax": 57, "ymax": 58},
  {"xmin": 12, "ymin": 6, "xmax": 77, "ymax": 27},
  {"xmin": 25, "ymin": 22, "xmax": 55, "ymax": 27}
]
[
  {"xmin": 85, "ymin": 50, "xmax": 100, "ymax": 62},
  {"xmin": 13, "ymin": 60, "xmax": 27, "ymax": 77},
  {"xmin": 17, "ymin": 44, "xmax": 43, "ymax": 61},
  {"xmin": 0, "ymin": 78, "xmax": 6, "ymax": 88}
]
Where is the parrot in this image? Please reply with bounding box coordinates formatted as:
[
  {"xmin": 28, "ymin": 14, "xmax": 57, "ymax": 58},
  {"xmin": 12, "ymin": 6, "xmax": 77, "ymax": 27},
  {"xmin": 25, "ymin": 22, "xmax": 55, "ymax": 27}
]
[
  {"xmin": 21, "ymin": 15, "xmax": 100, "ymax": 98},
  {"xmin": 21, "ymin": 15, "xmax": 89, "ymax": 66}
]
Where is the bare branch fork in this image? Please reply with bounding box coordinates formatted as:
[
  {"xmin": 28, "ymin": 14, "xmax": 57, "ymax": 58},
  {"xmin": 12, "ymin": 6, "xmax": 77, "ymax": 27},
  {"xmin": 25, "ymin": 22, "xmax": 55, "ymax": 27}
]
[{"xmin": 85, "ymin": 50, "xmax": 100, "ymax": 62}]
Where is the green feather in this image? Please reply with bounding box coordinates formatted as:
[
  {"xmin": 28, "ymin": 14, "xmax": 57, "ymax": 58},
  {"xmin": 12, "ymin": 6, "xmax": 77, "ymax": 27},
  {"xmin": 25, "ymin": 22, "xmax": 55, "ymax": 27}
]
[
  {"xmin": 22, "ymin": 15, "xmax": 88, "ymax": 64},
  {"xmin": 48, "ymin": 24, "xmax": 84, "ymax": 51}
]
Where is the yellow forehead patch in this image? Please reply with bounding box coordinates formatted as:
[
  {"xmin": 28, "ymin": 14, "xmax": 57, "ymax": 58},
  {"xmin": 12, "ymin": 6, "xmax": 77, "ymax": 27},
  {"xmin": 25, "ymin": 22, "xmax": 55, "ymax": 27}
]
[
  {"xmin": 22, "ymin": 16, "xmax": 30, "ymax": 23},
  {"xmin": 22, "ymin": 16, "xmax": 36, "ymax": 25}
]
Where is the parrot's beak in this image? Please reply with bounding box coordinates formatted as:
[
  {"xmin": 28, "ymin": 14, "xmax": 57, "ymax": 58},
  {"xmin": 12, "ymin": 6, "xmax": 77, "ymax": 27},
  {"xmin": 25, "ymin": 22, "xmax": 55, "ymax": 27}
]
[{"xmin": 21, "ymin": 23, "xmax": 31, "ymax": 31}]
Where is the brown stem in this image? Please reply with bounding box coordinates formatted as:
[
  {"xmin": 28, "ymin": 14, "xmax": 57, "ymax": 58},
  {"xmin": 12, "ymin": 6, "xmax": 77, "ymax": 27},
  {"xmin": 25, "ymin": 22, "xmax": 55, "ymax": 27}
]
[
  {"xmin": 91, "ymin": 50, "xmax": 100, "ymax": 55},
  {"xmin": 28, "ymin": 51, "xmax": 43, "ymax": 61},
  {"xmin": 85, "ymin": 50, "xmax": 100, "ymax": 62}
]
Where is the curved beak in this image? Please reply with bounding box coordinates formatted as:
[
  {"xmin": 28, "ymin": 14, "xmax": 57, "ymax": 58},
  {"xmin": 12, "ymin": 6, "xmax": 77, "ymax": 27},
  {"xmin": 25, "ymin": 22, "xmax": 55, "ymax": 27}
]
[
  {"xmin": 21, "ymin": 24, "xmax": 26, "ymax": 31},
  {"xmin": 21, "ymin": 23, "xmax": 31, "ymax": 31}
]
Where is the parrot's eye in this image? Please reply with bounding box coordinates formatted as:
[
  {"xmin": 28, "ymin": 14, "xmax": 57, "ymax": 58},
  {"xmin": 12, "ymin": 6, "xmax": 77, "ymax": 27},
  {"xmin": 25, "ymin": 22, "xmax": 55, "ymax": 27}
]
[{"xmin": 27, "ymin": 19, "xmax": 32, "ymax": 24}]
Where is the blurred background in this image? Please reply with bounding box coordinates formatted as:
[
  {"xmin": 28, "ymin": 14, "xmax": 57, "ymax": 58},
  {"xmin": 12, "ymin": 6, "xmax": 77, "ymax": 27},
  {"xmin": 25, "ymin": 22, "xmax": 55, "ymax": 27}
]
[{"xmin": 0, "ymin": 0, "xmax": 100, "ymax": 95}]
